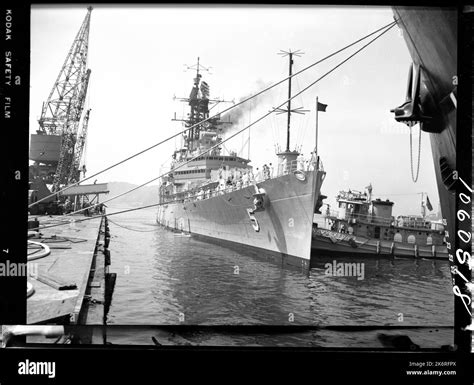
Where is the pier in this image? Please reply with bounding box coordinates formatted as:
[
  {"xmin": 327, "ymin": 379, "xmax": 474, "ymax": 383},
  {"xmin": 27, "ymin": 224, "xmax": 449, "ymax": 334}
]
[{"xmin": 27, "ymin": 214, "xmax": 115, "ymax": 325}]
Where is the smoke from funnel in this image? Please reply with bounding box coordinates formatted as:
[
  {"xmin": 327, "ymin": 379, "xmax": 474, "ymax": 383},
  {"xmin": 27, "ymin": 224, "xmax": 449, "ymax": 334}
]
[{"xmin": 221, "ymin": 79, "xmax": 273, "ymax": 133}]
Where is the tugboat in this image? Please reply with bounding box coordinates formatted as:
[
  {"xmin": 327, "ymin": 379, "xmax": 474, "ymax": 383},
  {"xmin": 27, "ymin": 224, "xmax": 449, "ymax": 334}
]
[
  {"xmin": 157, "ymin": 56, "xmax": 326, "ymax": 269},
  {"xmin": 312, "ymin": 185, "xmax": 448, "ymax": 259}
]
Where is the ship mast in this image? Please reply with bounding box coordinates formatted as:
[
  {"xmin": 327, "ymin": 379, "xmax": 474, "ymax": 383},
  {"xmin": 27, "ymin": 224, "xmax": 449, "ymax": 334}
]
[
  {"xmin": 285, "ymin": 51, "xmax": 294, "ymax": 151},
  {"xmin": 274, "ymin": 50, "xmax": 308, "ymax": 158},
  {"xmin": 172, "ymin": 58, "xmax": 231, "ymax": 160}
]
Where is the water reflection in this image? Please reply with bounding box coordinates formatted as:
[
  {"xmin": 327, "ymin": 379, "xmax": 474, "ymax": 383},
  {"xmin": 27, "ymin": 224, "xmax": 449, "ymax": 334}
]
[{"xmin": 107, "ymin": 208, "xmax": 453, "ymax": 328}]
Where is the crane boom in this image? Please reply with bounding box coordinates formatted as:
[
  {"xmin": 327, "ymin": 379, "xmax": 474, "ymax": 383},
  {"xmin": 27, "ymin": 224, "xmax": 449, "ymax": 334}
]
[
  {"xmin": 68, "ymin": 108, "xmax": 91, "ymax": 184},
  {"xmin": 38, "ymin": 7, "xmax": 92, "ymax": 192}
]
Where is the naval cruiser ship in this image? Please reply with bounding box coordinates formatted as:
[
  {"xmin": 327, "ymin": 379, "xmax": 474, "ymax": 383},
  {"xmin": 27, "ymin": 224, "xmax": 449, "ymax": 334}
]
[{"xmin": 157, "ymin": 58, "xmax": 326, "ymax": 269}]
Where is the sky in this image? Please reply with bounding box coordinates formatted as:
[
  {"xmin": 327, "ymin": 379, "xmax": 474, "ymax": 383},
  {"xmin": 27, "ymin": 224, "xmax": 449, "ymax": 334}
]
[{"xmin": 30, "ymin": 5, "xmax": 442, "ymax": 216}]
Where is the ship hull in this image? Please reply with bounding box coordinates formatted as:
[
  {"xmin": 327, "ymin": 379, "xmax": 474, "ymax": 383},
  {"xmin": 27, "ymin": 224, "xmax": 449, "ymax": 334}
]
[
  {"xmin": 392, "ymin": 7, "xmax": 473, "ymax": 351},
  {"xmin": 157, "ymin": 169, "xmax": 324, "ymax": 269},
  {"xmin": 312, "ymin": 228, "xmax": 448, "ymax": 260},
  {"xmin": 392, "ymin": 7, "xmax": 457, "ymax": 253}
]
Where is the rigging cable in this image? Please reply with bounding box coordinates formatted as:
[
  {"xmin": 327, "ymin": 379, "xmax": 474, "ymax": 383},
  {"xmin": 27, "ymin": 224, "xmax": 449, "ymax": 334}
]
[
  {"xmin": 32, "ymin": 21, "xmax": 398, "ymax": 226},
  {"xmin": 107, "ymin": 217, "xmax": 159, "ymax": 232},
  {"xmin": 29, "ymin": 20, "xmax": 398, "ymax": 209}
]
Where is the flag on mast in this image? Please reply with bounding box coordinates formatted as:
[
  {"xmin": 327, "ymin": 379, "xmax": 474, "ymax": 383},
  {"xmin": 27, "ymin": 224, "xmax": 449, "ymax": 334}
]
[
  {"xmin": 317, "ymin": 101, "xmax": 328, "ymax": 112},
  {"xmin": 425, "ymin": 195, "xmax": 433, "ymax": 211},
  {"xmin": 315, "ymin": 97, "xmax": 327, "ymax": 157}
]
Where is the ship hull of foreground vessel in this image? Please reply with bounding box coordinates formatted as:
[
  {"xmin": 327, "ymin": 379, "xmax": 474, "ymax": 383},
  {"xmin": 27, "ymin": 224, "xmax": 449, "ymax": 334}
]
[
  {"xmin": 157, "ymin": 169, "xmax": 324, "ymax": 269},
  {"xmin": 312, "ymin": 228, "xmax": 448, "ymax": 260},
  {"xmin": 391, "ymin": 7, "xmax": 457, "ymax": 251}
]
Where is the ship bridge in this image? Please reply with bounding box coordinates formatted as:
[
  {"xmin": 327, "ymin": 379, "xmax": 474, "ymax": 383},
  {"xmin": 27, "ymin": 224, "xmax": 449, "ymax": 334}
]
[{"xmin": 171, "ymin": 154, "xmax": 251, "ymax": 184}]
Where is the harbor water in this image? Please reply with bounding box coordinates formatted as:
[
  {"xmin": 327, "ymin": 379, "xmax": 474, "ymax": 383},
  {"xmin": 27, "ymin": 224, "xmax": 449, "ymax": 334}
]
[{"xmin": 106, "ymin": 206, "xmax": 454, "ymax": 346}]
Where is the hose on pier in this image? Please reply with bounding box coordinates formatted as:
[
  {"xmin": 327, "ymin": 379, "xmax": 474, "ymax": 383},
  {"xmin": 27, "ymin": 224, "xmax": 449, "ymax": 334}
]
[{"xmin": 27, "ymin": 240, "xmax": 51, "ymax": 261}]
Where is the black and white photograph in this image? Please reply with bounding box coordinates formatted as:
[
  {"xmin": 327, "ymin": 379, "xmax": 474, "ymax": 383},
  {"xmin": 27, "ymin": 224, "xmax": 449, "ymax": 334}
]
[{"xmin": 1, "ymin": 3, "xmax": 472, "ymax": 382}]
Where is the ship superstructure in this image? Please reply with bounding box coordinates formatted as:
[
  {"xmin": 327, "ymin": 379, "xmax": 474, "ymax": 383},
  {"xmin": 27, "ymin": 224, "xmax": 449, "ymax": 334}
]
[{"xmin": 159, "ymin": 58, "xmax": 251, "ymax": 200}]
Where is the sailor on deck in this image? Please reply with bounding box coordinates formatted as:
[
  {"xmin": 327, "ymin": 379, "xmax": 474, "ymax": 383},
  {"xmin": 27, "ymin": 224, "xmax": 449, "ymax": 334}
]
[
  {"xmin": 263, "ymin": 164, "xmax": 270, "ymax": 180},
  {"xmin": 309, "ymin": 152, "xmax": 317, "ymax": 170},
  {"xmin": 297, "ymin": 154, "xmax": 305, "ymax": 171},
  {"xmin": 255, "ymin": 168, "xmax": 262, "ymax": 182},
  {"xmin": 242, "ymin": 171, "xmax": 249, "ymax": 186},
  {"xmin": 236, "ymin": 171, "xmax": 243, "ymax": 189},
  {"xmin": 219, "ymin": 178, "xmax": 226, "ymax": 194}
]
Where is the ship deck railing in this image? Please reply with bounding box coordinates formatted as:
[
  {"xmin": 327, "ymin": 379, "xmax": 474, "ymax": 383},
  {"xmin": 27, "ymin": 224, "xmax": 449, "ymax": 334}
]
[
  {"xmin": 276, "ymin": 157, "xmax": 324, "ymax": 177},
  {"xmin": 324, "ymin": 210, "xmax": 391, "ymax": 226},
  {"xmin": 322, "ymin": 210, "xmax": 442, "ymax": 230},
  {"xmin": 161, "ymin": 157, "xmax": 323, "ymax": 204}
]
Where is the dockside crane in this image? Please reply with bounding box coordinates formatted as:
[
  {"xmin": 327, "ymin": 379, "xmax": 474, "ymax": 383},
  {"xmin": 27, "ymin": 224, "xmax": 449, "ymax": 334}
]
[
  {"xmin": 69, "ymin": 108, "xmax": 91, "ymax": 183},
  {"xmin": 35, "ymin": 7, "xmax": 93, "ymax": 193}
]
